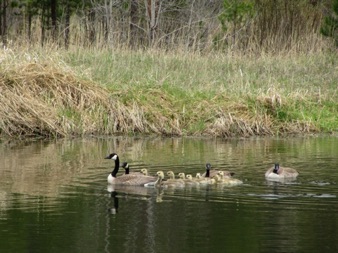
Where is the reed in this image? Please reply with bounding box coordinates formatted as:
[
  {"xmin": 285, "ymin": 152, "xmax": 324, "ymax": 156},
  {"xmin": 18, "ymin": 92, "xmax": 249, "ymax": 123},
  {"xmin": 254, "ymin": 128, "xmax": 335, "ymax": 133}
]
[{"xmin": 0, "ymin": 46, "xmax": 337, "ymax": 139}]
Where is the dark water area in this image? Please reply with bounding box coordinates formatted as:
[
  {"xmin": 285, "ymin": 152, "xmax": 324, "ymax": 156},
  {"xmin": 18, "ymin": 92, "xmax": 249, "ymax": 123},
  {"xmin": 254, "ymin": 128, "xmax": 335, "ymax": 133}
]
[{"xmin": 0, "ymin": 136, "xmax": 337, "ymax": 253}]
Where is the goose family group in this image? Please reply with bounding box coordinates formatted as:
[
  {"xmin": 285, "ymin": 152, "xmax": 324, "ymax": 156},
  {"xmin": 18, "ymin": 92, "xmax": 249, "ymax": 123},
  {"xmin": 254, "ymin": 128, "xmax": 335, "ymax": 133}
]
[{"xmin": 105, "ymin": 153, "xmax": 299, "ymax": 188}]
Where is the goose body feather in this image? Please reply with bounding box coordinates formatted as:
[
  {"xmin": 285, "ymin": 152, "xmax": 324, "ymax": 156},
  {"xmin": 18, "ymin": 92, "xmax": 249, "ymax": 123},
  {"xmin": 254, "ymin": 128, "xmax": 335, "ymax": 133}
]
[
  {"xmin": 201, "ymin": 163, "xmax": 234, "ymax": 178},
  {"xmin": 122, "ymin": 162, "xmax": 144, "ymax": 176},
  {"xmin": 216, "ymin": 171, "xmax": 243, "ymax": 186},
  {"xmin": 265, "ymin": 163, "xmax": 299, "ymax": 180}
]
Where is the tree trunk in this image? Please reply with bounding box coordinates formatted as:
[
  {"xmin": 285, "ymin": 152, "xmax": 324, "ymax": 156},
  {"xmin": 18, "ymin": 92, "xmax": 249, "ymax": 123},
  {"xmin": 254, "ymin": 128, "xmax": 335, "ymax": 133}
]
[
  {"xmin": 28, "ymin": 12, "xmax": 32, "ymax": 43},
  {"xmin": 41, "ymin": 6, "xmax": 46, "ymax": 47},
  {"xmin": 129, "ymin": 0, "xmax": 138, "ymax": 48},
  {"xmin": 1, "ymin": 0, "xmax": 8, "ymax": 47},
  {"xmin": 144, "ymin": 0, "xmax": 161, "ymax": 47},
  {"xmin": 65, "ymin": 1, "xmax": 70, "ymax": 49},
  {"xmin": 0, "ymin": 1, "xmax": 2, "ymax": 43},
  {"xmin": 89, "ymin": 9, "xmax": 96, "ymax": 45},
  {"xmin": 103, "ymin": 0, "xmax": 113, "ymax": 44},
  {"xmin": 51, "ymin": 0, "xmax": 57, "ymax": 42}
]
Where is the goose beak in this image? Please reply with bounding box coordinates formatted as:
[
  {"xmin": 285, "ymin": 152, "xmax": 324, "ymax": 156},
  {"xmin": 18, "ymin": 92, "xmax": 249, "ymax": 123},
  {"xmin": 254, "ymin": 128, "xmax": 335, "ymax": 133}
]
[{"xmin": 104, "ymin": 155, "xmax": 110, "ymax": 159}]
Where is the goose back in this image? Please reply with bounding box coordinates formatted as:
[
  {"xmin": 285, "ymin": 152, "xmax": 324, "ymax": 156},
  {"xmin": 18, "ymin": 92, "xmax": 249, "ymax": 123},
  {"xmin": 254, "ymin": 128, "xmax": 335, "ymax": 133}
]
[
  {"xmin": 265, "ymin": 163, "xmax": 299, "ymax": 180},
  {"xmin": 201, "ymin": 163, "xmax": 234, "ymax": 178},
  {"xmin": 122, "ymin": 162, "xmax": 144, "ymax": 175}
]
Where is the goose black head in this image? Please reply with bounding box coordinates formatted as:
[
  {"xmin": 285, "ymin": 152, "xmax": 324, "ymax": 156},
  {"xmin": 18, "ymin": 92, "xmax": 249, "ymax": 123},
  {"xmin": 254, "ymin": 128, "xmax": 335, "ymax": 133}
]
[
  {"xmin": 105, "ymin": 153, "xmax": 118, "ymax": 160},
  {"xmin": 121, "ymin": 162, "xmax": 130, "ymax": 174},
  {"xmin": 273, "ymin": 163, "xmax": 280, "ymax": 174},
  {"xmin": 205, "ymin": 163, "xmax": 212, "ymax": 178}
]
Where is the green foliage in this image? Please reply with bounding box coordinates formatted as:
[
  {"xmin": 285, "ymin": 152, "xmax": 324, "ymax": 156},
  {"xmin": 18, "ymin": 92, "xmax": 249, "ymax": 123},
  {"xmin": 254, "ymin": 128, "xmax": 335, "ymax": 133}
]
[
  {"xmin": 21, "ymin": 0, "xmax": 84, "ymax": 22},
  {"xmin": 189, "ymin": 120, "xmax": 206, "ymax": 133},
  {"xmin": 218, "ymin": 0, "xmax": 254, "ymax": 32},
  {"xmin": 321, "ymin": 0, "xmax": 338, "ymax": 46},
  {"xmin": 60, "ymin": 108, "xmax": 79, "ymax": 120}
]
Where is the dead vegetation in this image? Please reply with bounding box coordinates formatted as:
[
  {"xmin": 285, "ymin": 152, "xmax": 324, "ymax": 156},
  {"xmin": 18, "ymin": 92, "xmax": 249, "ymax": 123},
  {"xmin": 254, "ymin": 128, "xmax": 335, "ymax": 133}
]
[
  {"xmin": 1, "ymin": 63, "xmax": 107, "ymax": 137},
  {"xmin": 0, "ymin": 61, "xmax": 322, "ymax": 139},
  {"xmin": 0, "ymin": 62, "xmax": 187, "ymax": 138}
]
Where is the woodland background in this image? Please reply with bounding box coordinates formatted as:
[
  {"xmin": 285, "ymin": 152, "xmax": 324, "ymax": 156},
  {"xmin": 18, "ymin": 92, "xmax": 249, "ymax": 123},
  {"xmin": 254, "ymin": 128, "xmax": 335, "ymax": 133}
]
[{"xmin": 0, "ymin": 0, "xmax": 337, "ymax": 52}]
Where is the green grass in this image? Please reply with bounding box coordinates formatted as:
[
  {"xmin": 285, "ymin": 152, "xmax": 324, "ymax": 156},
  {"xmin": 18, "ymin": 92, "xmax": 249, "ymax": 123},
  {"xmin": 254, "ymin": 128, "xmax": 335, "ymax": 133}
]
[
  {"xmin": 1, "ymin": 46, "xmax": 337, "ymax": 138},
  {"xmin": 64, "ymin": 49, "xmax": 337, "ymax": 98},
  {"xmin": 59, "ymin": 48, "xmax": 338, "ymax": 134}
]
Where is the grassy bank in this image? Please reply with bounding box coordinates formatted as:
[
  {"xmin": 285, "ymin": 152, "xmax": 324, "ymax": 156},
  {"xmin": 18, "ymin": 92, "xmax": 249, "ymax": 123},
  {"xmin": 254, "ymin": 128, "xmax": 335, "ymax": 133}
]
[{"xmin": 0, "ymin": 47, "xmax": 337, "ymax": 139}]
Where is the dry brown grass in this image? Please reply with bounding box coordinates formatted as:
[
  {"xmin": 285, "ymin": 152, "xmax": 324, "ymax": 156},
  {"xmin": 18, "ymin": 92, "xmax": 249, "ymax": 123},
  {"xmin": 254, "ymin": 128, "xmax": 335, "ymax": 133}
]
[
  {"xmin": 1, "ymin": 62, "xmax": 107, "ymax": 137},
  {"xmin": 0, "ymin": 61, "xmax": 188, "ymax": 137},
  {"xmin": 0, "ymin": 48, "xmax": 333, "ymax": 139}
]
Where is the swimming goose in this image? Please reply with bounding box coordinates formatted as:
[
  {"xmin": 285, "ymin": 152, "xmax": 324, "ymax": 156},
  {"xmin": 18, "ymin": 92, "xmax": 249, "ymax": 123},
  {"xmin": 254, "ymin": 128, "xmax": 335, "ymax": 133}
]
[
  {"xmin": 122, "ymin": 162, "xmax": 144, "ymax": 175},
  {"xmin": 166, "ymin": 171, "xmax": 185, "ymax": 186},
  {"xmin": 184, "ymin": 174, "xmax": 200, "ymax": 187},
  {"xmin": 196, "ymin": 172, "xmax": 202, "ymax": 178},
  {"xmin": 178, "ymin": 172, "xmax": 186, "ymax": 180},
  {"xmin": 105, "ymin": 153, "xmax": 122, "ymax": 184},
  {"xmin": 121, "ymin": 172, "xmax": 157, "ymax": 186},
  {"xmin": 144, "ymin": 171, "xmax": 163, "ymax": 188},
  {"xmin": 167, "ymin": 171, "xmax": 176, "ymax": 179},
  {"xmin": 201, "ymin": 163, "xmax": 234, "ymax": 178},
  {"xmin": 177, "ymin": 172, "xmax": 193, "ymax": 186},
  {"xmin": 105, "ymin": 153, "xmax": 156, "ymax": 185},
  {"xmin": 217, "ymin": 171, "xmax": 243, "ymax": 186},
  {"xmin": 195, "ymin": 173, "xmax": 216, "ymax": 185},
  {"xmin": 140, "ymin": 168, "xmax": 149, "ymax": 176},
  {"xmin": 162, "ymin": 171, "xmax": 186, "ymax": 188},
  {"xmin": 265, "ymin": 163, "xmax": 299, "ymax": 180},
  {"xmin": 144, "ymin": 171, "xmax": 183, "ymax": 188}
]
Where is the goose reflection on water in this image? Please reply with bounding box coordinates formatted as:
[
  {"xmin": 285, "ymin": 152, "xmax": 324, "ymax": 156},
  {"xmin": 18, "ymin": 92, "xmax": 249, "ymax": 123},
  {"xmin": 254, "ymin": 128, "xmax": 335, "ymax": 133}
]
[
  {"xmin": 107, "ymin": 189, "xmax": 162, "ymax": 215},
  {"xmin": 107, "ymin": 191, "xmax": 119, "ymax": 214},
  {"xmin": 106, "ymin": 185, "xmax": 164, "ymax": 215}
]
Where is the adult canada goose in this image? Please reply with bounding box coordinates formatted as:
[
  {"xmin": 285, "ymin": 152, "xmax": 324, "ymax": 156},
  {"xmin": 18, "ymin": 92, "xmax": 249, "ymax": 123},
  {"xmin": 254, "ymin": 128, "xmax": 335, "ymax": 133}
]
[
  {"xmin": 105, "ymin": 153, "xmax": 156, "ymax": 185},
  {"xmin": 122, "ymin": 171, "xmax": 157, "ymax": 186},
  {"xmin": 217, "ymin": 171, "xmax": 243, "ymax": 186},
  {"xmin": 121, "ymin": 162, "xmax": 144, "ymax": 175},
  {"xmin": 105, "ymin": 153, "xmax": 122, "ymax": 184},
  {"xmin": 201, "ymin": 163, "xmax": 234, "ymax": 178},
  {"xmin": 265, "ymin": 163, "xmax": 299, "ymax": 180}
]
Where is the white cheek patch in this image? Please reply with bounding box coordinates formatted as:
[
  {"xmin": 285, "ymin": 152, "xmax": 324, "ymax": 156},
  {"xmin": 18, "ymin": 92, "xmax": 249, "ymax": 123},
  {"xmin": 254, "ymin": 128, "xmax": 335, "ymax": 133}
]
[{"xmin": 112, "ymin": 154, "xmax": 118, "ymax": 160}]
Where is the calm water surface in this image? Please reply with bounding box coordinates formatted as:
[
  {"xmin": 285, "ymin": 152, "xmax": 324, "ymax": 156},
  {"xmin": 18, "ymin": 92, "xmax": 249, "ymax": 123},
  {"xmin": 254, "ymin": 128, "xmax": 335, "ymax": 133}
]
[{"xmin": 0, "ymin": 136, "xmax": 337, "ymax": 253}]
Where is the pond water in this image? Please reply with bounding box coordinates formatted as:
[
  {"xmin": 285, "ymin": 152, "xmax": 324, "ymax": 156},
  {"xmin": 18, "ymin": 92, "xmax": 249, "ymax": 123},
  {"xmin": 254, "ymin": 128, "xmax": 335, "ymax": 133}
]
[{"xmin": 0, "ymin": 136, "xmax": 337, "ymax": 253}]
